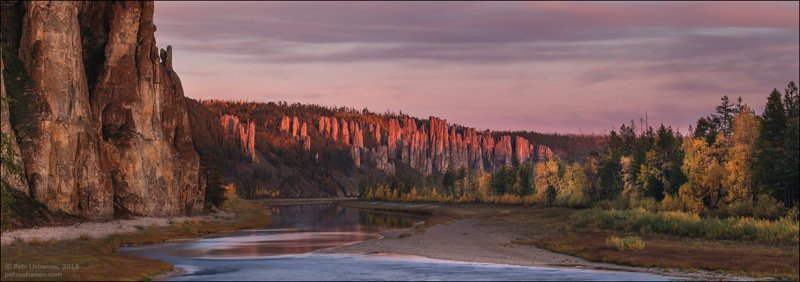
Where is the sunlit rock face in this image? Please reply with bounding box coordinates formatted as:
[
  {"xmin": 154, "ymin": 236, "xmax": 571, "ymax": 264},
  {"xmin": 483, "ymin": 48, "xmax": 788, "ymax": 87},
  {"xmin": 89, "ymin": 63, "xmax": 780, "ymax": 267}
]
[
  {"xmin": 3, "ymin": 1, "xmax": 204, "ymax": 218},
  {"xmin": 309, "ymin": 114, "xmax": 554, "ymax": 176},
  {"xmin": 535, "ymin": 144, "xmax": 555, "ymax": 162},
  {"xmin": 220, "ymin": 114, "xmax": 258, "ymax": 161},
  {"xmin": 274, "ymin": 115, "xmax": 312, "ymax": 151}
]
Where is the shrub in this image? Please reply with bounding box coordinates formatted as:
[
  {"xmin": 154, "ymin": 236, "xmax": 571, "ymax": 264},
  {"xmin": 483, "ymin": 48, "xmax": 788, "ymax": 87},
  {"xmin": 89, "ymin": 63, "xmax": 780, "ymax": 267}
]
[
  {"xmin": 555, "ymin": 192, "xmax": 589, "ymax": 208},
  {"xmin": 636, "ymin": 197, "xmax": 659, "ymax": 212},
  {"xmin": 595, "ymin": 198, "xmax": 624, "ymax": 210},
  {"xmin": 203, "ymin": 165, "xmax": 227, "ymax": 208},
  {"xmin": 658, "ymin": 194, "xmax": 681, "ymax": 212},
  {"xmin": 575, "ymin": 208, "xmax": 799, "ymax": 243},
  {"xmin": 0, "ymin": 186, "xmax": 12, "ymax": 232},
  {"xmin": 606, "ymin": 235, "xmax": 645, "ymax": 251},
  {"xmin": 753, "ymin": 194, "xmax": 784, "ymax": 219},
  {"xmin": 787, "ymin": 205, "xmax": 799, "ymax": 223}
]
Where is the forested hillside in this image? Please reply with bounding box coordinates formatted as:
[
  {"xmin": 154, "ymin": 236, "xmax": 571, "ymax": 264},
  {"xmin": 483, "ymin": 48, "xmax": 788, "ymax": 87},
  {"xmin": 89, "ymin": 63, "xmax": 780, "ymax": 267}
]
[
  {"xmin": 365, "ymin": 81, "xmax": 800, "ymax": 220},
  {"xmin": 185, "ymin": 99, "xmax": 605, "ymax": 200}
]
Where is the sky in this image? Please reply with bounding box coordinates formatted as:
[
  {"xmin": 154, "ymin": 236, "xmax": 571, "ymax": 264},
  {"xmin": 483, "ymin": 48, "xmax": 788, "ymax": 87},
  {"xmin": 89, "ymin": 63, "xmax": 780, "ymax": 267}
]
[{"xmin": 154, "ymin": 1, "xmax": 799, "ymax": 134}]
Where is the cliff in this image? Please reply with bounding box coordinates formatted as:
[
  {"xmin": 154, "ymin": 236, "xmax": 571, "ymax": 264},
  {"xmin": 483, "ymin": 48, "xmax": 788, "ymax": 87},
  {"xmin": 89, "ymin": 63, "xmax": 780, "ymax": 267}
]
[
  {"xmin": 193, "ymin": 101, "xmax": 593, "ymax": 199},
  {"xmin": 302, "ymin": 115, "xmax": 556, "ymax": 175},
  {"xmin": 1, "ymin": 1, "xmax": 203, "ymax": 219}
]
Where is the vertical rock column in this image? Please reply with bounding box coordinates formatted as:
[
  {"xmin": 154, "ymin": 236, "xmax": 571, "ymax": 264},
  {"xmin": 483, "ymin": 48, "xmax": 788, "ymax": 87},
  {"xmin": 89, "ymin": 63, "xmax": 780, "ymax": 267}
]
[
  {"xmin": 17, "ymin": 1, "xmax": 113, "ymax": 219},
  {"xmin": 87, "ymin": 1, "xmax": 202, "ymax": 216}
]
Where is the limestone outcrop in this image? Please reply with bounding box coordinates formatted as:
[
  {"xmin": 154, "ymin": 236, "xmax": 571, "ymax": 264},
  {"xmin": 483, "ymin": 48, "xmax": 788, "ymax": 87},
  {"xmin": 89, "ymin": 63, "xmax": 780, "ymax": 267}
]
[
  {"xmin": 312, "ymin": 115, "xmax": 555, "ymax": 175},
  {"xmin": 1, "ymin": 1, "xmax": 204, "ymax": 218},
  {"xmin": 220, "ymin": 114, "xmax": 258, "ymax": 161}
]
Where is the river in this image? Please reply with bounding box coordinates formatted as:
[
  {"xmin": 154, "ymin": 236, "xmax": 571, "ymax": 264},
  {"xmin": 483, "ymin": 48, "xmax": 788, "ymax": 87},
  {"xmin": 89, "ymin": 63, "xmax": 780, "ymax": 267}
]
[{"xmin": 120, "ymin": 202, "xmax": 680, "ymax": 281}]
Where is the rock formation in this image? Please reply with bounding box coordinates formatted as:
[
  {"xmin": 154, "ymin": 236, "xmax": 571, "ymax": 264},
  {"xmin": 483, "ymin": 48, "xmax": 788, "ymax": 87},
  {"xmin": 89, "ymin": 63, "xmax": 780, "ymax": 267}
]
[
  {"xmin": 311, "ymin": 114, "xmax": 554, "ymax": 176},
  {"xmin": 0, "ymin": 52, "xmax": 28, "ymax": 193},
  {"xmin": 279, "ymin": 116, "xmax": 291, "ymax": 134},
  {"xmin": 535, "ymin": 144, "xmax": 555, "ymax": 162},
  {"xmin": 1, "ymin": 1, "xmax": 204, "ymax": 219},
  {"xmin": 273, "ymin": 115, "xmax": 312, "ymax": 151},
  {"xmin": 220, "ymin": 114, "xmax": 258, "ymax": 161},
  {"xmin": 14, "ymin": 1, "xmax": 113, "ymax": 218}
]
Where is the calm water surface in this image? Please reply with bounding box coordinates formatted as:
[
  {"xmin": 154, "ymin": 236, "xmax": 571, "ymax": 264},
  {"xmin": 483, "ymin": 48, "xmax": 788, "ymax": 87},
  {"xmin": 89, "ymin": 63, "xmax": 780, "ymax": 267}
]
[{"xmin": 120, "ymin": 203, "xmax": 679, "ymax": 281}]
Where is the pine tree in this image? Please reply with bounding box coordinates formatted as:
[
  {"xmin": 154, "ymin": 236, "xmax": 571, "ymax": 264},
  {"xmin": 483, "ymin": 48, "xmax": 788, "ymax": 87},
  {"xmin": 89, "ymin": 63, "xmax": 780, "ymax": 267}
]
[
  {"xmin": 755, "ymin": 89, "xmax": 789, "ymax": 204},
  {"xmin": 442, "ymin": 168, "xmax": 456, "ymax": 196},
  {"xmin": 781, "ymin": 82, "xmax": 799, "ymax": 206},
  {"xmin": 716, "ymin": 95, "xmax": 737, "ymax": 136},
  {"xmin": 493, "ymin": 166, "xmax": 508, "ymax": 195}
]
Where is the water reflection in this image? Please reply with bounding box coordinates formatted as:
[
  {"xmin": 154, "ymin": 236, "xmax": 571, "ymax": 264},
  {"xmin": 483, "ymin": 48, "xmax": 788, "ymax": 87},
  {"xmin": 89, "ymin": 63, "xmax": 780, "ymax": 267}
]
[
  {"xmin": 266, "ymin": 203, "xmax": 423, "ymax": 232},
  {"xmin": 126, "ymin": 203, "xmax": 425, "ymax": 259},
  {"xmin": 120, "ymin": 203, "xmax": 680, "ymax": 281}
]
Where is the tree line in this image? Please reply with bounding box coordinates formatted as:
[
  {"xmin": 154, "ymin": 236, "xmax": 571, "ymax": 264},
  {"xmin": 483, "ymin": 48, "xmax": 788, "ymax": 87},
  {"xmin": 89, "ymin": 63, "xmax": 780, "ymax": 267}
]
[{"xmin": 363, "ymin": 81, "xmax": 800, "ymax": 219}]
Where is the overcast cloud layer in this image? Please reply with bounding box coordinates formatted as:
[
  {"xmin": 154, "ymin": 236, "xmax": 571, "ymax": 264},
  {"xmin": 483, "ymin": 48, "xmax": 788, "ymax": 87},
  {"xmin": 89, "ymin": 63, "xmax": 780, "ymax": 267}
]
[{"xmin": 154, "ymin": 1, "xmax": 799, "ymax": 133}]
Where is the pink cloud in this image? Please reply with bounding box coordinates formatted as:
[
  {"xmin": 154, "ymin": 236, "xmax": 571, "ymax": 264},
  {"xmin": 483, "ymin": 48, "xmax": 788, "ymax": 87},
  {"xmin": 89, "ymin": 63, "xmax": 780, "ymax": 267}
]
[{"xmin": 155, "ymin": 1, "xmax": 799, "ymax": 133}]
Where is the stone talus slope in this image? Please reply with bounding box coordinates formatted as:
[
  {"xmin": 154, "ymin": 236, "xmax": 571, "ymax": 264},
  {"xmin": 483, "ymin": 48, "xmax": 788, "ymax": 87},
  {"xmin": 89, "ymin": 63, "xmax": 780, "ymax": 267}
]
[{"xmin": 2, "ymin": 1, "xmax": 203, "ymax": 219}]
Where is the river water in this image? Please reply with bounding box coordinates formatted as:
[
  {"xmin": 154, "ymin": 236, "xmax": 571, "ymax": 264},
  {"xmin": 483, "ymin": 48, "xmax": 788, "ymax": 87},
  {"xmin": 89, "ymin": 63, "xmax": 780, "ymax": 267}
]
[{"xmin": 120, "ymin": 203, "xmax": 679, "ymax": 281}]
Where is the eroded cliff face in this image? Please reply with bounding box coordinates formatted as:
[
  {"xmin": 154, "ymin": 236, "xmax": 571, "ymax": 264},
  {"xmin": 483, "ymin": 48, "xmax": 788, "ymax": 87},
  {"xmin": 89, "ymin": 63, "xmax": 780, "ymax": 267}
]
[
  {"xmin": 220, "ymin": 114, "xmax": 258, "ymax": 161},
  {"xmin": 1, "ymin": 1, "xmax": 203, "ymax": 219},
  {"xmin": 233, "ymin": 111, "xmax": 556, "ymax": 177},
  {"xmin": 15, "ymin": 1, "xmax": 114, "ymax": 219}
]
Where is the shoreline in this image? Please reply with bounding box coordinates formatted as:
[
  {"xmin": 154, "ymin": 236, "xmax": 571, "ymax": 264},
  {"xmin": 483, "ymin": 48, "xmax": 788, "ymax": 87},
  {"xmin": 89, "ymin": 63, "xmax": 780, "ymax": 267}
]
[
  {"xmin": 0, "ymin": 199, "xmax": 271, "ymax": 281},
  {"xmin": 257, "ymin": 197, "xmax": 358, "ymax": 205},
  {"xmin": 327, "ymin": 201, "xmax": 759, "ymax": 281},
  {"xmin": 0, "ymin": 215, "xmax": 214, "ymax": 246},
  {"xmin": 1, "ymin": 199, "xmax": 789, "ymax": 280},
  {"xmin": 0, "ymin": 197, "xmax": 354, "ymax": 245}
]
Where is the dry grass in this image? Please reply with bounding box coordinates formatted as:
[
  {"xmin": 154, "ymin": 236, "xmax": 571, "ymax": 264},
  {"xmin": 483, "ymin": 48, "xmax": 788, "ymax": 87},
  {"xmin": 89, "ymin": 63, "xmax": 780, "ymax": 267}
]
[
  {"xmin": 363, "ymin": 201, "xmax": 800, "ymax": 280},
  {"xmin": 606, "ymin": 235, "xmax": 645, "ymax": 251},
  {"xmin": 0, "ymin": 199, "xmax": 270, "ymax": 281},
  {"xmin": 574, "ymin": 208, "xmax": 800, "ymax": 243},
  {"xmin": 26, "ymin": 237, "xmax": 45, "ymax": 246},
  {"xmin": 536, "ymin": 232, "xmax": 798, "ymax": 280},
  {"xmin": 488, "ymin": 205, "xmax": 800, "ymax": 280}
]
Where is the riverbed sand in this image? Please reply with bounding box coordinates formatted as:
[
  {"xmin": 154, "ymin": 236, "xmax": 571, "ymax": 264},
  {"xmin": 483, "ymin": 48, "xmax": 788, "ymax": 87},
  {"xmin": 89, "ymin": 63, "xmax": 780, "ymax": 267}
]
[
  {"xmin": 324, "ymin": 203, "xmax": 752, "ymax": 280},
  {"xmin": 0, "ymin": 214, "xmax": 229, "ymax": 245}
]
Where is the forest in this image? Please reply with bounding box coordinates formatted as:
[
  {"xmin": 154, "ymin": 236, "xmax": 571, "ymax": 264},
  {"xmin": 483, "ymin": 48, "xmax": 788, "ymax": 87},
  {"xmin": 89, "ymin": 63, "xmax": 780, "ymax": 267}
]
[
  {"xmin": 362, "ymin": 82, "xmax": 800, "ymax": 243},
  {"xmin": 185, "ymin": 98, "xmax": 605, "ymax": 203}
]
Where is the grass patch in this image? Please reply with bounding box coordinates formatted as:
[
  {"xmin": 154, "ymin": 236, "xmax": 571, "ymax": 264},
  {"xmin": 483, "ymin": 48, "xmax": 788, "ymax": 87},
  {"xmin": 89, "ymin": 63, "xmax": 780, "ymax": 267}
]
[
  {"xmin": 606, "ymin": 235, "xmax": 645, "ymax": 251},
  {"xmin": 0, "ymin": 199, "xmax": 270, "ymax": 281},
  {"xmin": 574, "ymin": 208, "xmax": 800, "ymax": 243},
  {"xmin": 487, "ymin": 205, "xmax": 799, "ymax": 279},
  {"xmin": 343, "ymin": 200, "xmax": 799, "ymax": 279}
]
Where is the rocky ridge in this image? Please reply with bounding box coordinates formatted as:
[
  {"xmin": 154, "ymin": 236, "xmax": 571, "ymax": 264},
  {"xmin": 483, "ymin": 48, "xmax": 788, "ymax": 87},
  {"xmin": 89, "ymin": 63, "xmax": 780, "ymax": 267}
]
[{"xmin": 225, "ymin": 111, "xmax": 556, "ymax": 177}]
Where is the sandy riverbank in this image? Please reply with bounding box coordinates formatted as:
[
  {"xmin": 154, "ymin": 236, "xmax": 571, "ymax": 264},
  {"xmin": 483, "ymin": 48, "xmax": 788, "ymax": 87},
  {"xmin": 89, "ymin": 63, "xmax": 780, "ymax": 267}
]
[
  {"xmin": 0, "ymin": 199, "xmax": 269, "ymax": 281},
  {"xmin": 325, "ymin": 201, "xmax": 754, "ymax": 281},
  {"xmin": 1, "ymin": 216, "xmax": 205, "ymax": 245}
]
